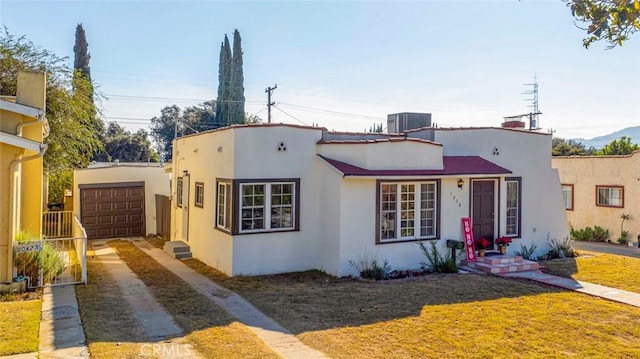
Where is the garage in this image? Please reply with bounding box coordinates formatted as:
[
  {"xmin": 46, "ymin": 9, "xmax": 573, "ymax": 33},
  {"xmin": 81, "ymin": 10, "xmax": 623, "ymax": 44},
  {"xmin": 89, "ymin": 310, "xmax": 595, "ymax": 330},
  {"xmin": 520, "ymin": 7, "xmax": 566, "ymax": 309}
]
[{"xmin": 79, "ymin": 182, "xmax": 145, "ymax": 239}]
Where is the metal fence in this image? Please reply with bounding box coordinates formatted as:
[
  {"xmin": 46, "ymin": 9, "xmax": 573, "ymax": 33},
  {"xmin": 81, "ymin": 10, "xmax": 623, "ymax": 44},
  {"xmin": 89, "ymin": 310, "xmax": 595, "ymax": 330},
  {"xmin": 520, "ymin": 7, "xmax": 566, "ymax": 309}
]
[
  {"xmin": 42, "ymin": 210, "xmax": 73, "ymax": 238},
  {"xmin": 14, "ymin": 215, "xmax": 87, "ymax": 288}
]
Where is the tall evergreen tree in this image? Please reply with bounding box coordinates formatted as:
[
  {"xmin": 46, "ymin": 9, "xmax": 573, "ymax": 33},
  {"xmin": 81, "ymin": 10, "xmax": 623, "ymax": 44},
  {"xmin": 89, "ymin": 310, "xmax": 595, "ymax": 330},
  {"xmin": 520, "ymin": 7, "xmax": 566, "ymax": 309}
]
[
  {"xmin": 229, "ymin": 29, "xmax": 245, "ymax": 124},
  {"xmin": 73, "ymin": 24, "xmax": 91, "ymax": 80},
  {"xmin": 215, "ymin": 35, "xmax": 232, "ymax": 126}
]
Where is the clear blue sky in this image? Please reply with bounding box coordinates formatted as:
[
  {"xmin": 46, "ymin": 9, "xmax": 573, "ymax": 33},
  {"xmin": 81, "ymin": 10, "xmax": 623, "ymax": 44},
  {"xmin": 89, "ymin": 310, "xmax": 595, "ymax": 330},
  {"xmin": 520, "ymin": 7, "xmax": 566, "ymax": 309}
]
[{"xmin": 2, "ymin": 0, "xmax": 639, "ymax": 139}]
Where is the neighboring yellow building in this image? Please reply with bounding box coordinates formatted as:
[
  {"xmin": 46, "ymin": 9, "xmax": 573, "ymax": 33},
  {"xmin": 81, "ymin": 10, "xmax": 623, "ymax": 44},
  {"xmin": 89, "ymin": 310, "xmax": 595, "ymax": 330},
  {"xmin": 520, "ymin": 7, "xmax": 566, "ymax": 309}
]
[
  {"xmin": 0, "ymin": 72, "xmax": 48, "ymax": 283},
  {"xmin": 552, "ymin": 152, "xmax": 640, "ymax": 244}
]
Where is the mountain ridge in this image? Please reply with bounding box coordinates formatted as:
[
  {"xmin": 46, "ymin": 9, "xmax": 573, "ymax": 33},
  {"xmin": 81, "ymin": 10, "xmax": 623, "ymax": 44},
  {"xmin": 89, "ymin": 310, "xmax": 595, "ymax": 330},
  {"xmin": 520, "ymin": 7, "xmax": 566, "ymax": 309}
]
[{"xmin": 573, "ymin": 126, "xmax": 640, "ymax": 149}]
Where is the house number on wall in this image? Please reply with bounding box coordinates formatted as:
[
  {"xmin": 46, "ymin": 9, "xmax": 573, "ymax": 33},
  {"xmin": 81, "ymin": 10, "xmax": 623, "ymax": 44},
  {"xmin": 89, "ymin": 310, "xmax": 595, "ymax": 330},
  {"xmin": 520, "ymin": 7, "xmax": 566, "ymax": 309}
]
[{"xmin": 449, "ymin": 191, "xmax": 462, "ymax": 207}]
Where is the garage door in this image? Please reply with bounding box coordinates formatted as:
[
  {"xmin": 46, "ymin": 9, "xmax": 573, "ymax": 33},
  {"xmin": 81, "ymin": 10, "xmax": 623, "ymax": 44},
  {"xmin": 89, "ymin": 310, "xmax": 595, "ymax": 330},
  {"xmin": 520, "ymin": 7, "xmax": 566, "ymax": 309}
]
[{"xmin": 80, "ymin": 182, "xmax": 145, "ymax": 239}]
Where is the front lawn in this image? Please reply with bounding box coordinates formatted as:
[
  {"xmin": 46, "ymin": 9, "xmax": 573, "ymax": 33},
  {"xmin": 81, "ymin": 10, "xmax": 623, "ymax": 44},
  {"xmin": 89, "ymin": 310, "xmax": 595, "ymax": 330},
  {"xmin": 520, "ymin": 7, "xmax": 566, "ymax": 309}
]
[
  {"xmin": 0, "ymin": 292, "xmax": 42, "ymax": 356},
  {"xmin": 542, "ymin": 250, "xmax": 640, "ymax": 293},
  {"xmin": 184, "ymin": 259, "xmax": 640, "ymax": 359}
]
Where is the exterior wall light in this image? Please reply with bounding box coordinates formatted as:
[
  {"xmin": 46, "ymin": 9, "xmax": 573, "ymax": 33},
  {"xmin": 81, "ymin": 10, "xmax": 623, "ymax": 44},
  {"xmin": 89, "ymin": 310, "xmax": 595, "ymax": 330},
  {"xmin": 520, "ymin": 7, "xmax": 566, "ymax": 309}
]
[{"xmin": 457, "ymin": 178, "xmax": 464, "ymax": 189}]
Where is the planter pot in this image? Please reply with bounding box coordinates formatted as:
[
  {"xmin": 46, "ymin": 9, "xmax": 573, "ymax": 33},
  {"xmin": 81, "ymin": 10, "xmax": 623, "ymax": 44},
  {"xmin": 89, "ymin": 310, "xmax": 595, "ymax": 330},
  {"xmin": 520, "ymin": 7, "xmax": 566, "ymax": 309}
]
[
  {"xmin": 479, "ymin": 249, "xmax": 486, "ymax": 257},
  {"xmin": 499, "ymin": 246, "xmax": 507, "ymax": 255}
]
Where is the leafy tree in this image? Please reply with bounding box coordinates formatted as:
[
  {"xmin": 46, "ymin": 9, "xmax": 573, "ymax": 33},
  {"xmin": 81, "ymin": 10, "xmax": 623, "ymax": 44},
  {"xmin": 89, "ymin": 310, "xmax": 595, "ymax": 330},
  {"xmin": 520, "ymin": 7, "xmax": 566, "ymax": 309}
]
[
  {"xmin": 150, "ymin": 101, "xmax": 218, "ymax": 161},
  {"xmin": 597, "ymin": 135, "xmax": 639, "ymax": 155},
  {"xmin": 229, "ymin": 29, "xmax": 245, "ymax": 125},
  {"xmin": 215, "ymin": 35, "xmax": 232, "ymax": 126},
  {"xmin": 93, "ymin": 123, "xmax": 159, "ymax": 162},
  {"xmin": 1, "ymin": 27, "xmax": 103, "ymax": 201},
  {"xmin": 567, "ymin": 0, "xmax": 640, "ymax": 48},
  {"xmin": 551, "ymin": 138, "xmax": 596, "ymax": 156}
]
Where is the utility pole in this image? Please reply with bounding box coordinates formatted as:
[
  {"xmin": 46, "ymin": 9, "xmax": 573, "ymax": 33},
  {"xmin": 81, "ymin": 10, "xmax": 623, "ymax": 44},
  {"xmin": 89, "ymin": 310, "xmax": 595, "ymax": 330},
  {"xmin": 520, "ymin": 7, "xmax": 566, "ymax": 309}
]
[{"xmin": 265, "ymin": 84, "xmax": 277, "ymax": 123}]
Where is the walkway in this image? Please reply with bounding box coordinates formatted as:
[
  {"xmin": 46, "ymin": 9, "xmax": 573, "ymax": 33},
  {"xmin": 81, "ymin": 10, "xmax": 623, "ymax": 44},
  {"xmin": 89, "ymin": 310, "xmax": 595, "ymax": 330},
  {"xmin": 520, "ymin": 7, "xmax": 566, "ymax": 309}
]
[
  {"xmin": 130, "ymin": 238, "xmax": 328, "ymax": 359},
  {"xmin": 39, "ymin": 285, "xmax": 88, "ymax": 359},
  {"xmin": 500, "ymin": 270, "xmax": 640, "ymax": 307},
  {"xmin": 573, "ymin": 241, "xmax": 640, "ymax": 258}
]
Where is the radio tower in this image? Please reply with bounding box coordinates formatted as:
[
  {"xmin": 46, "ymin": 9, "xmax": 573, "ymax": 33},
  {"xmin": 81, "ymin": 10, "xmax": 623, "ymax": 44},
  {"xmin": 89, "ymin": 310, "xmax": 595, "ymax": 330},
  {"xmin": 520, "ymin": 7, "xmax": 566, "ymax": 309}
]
[{"xmin": 522, "ymin": 74, "xmax": 540, "ymax": 130}]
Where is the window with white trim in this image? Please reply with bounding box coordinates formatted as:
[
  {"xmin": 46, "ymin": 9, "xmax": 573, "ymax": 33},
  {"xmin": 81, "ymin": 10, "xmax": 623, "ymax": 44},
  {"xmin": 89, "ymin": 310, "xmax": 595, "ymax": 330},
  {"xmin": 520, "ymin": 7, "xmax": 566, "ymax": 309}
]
[
  {"xmin": 176, "ymin": 177, "xmax": 184, "ymax": 207},
  {"xmin": 596, "ymin": 186, "xmax": 623, "ymax": 207},
  {"xmin": 506, "ymin": 178, "xmax": 521, "ymax": 236},
  {"xmin": 561, "ymin": 184, "xmax": 573, "ymax": 210},
  {"xmin": 379, "ymin": 181, "xmax": 438, "ymax": 242},
  {"xmin": 217, "ymin": 182, "xmax": 231, "ymax": 231},
  {"xmin": 195, "ymin": 182, "xmax": 204, "ymax": 208},
  {"xmin": 240, "ymin": 182, "xmax": 295, "ymax": 232}
]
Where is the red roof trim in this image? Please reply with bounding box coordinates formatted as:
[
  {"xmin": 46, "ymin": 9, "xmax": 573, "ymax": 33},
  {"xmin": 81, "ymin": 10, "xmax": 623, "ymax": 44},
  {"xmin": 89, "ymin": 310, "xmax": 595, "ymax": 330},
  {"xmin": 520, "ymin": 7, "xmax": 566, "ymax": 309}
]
[{"xmin": 318, "ymin": 155, "xmax": 512, "ymax": 177}]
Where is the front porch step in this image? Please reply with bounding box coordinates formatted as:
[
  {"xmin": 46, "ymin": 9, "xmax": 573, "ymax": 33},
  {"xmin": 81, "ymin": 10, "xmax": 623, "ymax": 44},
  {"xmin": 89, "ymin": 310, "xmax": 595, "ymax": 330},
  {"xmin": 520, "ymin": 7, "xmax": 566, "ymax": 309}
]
[
  {"xmin": 460, "ymin": 255, "xmax": 539, "ymax": 274},
  {"xmin": 163, "ymin": 241, "xmax": 192, "ymax": 260}
]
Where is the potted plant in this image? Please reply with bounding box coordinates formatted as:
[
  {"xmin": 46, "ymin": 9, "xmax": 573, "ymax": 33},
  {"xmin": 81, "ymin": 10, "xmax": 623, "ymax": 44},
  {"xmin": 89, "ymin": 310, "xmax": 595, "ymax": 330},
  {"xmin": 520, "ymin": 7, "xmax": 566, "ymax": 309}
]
[
  {"xmin": 496, "ymin": 236, "xmax": 513, "ymax": 255},
  {"xmin": 475, "ymin": 238, "xmax": 490, "ymax": 257}
]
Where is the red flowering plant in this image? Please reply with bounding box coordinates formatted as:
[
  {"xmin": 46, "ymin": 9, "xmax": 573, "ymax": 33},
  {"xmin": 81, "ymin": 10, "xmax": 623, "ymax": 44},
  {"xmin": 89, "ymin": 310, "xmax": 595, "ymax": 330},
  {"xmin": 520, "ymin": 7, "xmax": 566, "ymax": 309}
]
[
  {"xmin": 475, "ymin": 238, "xmax": 490, "ymax": 250},
  {"xmin": 495, "ymin": 236, "xmax": 513, "ymax": 247}
]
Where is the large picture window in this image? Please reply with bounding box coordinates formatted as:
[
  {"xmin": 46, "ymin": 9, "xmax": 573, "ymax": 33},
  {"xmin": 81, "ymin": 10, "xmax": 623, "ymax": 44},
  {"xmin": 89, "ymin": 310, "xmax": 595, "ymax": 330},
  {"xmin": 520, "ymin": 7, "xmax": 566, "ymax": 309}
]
[
  {"xmin": 505, "ymin": 177, "xmax": 521, "ymax": 237},
  {"xmin": 237, "ymin": 180, "xmax": 299, "ymax": 233},
  {"xmin": 596, "ymin": 186, "xmax": 623, "ymax": 208},
  {"xmin": 378, "ymin": 180, "xmax": 439, "ymax": 243},
  {"xmin": 561, "ymin": 184, "xmax": 574, "ymax": 210}
]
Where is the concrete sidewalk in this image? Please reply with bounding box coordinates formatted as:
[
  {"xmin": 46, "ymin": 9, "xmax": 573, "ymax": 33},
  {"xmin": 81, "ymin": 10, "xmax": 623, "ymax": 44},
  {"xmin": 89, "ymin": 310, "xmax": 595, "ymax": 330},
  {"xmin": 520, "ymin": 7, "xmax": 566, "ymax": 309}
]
[
  {"xmin": 500, "ymin": 270, "xmax": 640, "ymax": 307},
  {"xmin": 38, "ymin": 285, "xmax": 88, "ymax": 359},
  {"xmin": 130, "ymin": 238, "xmax": 328, "ymax": 359}
]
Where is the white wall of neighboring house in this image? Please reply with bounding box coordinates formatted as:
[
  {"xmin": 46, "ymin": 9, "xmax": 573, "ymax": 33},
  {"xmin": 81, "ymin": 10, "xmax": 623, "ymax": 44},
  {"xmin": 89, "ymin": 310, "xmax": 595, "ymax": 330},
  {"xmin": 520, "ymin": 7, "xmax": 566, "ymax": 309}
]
[
  {"xmin": 171, "ymin": 124, "xmax": 570, "ymax": 277},
  {"xmin": 74, "ymin": 165, "xmax": 170, "ymax": 235}
]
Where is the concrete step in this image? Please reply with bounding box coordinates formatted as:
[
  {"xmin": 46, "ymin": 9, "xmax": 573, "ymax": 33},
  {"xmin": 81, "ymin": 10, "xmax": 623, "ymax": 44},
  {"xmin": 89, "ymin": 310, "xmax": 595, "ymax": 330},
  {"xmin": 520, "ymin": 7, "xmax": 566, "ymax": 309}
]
[
  {"xmin": 461, "ymin": 255, "xmax": 539, "ymax": 274},
  {"xmin": 163, "ymin": 241, "xmax": 192, "ymax": 260},
  {"xmin": 174, "ymin": 252, "xmax": 192, "ymax": 260}
]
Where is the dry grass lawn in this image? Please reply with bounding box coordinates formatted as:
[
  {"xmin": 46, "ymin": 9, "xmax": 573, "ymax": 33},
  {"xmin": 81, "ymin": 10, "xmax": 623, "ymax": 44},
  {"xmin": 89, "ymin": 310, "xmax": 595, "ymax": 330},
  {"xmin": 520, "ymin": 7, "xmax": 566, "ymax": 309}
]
[
  {"xmin": 184, "ymin": 259, "xmax": 640, "ymax": 359},
  {"xmin": 0, "ymin": 292, "xmax": 41, "ymax": 356},
  {"xmin": 109, "ymin": 240, "xmax": 279, "ymax": 359},
  {"xmin": 75, "ymin": 248, "xmax": 153, "ymax": 359},
  {"xmin": 542, "ymin": 250, "xmax": 640, "ymax": 293}
]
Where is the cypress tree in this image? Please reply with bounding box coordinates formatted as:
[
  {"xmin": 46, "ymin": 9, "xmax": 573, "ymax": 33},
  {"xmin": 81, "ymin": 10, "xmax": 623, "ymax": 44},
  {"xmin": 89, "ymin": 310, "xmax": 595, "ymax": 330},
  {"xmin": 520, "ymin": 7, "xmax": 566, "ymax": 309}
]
[
  {"xmin": 215, "ymin": 35, "xmax": 232, "ymax": 126},
  {"xmin": 73, "ymin": 23, "xmax": 94, "ymax": 103},
  {"xmin": 229, "ymin": 29, "xmax": 245, "ymax": 124}
]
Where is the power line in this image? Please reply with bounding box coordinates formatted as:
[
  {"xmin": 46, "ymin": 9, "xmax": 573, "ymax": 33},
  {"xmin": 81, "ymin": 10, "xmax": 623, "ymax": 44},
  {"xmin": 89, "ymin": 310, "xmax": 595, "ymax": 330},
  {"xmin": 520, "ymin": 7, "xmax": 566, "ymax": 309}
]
[
  {"xmin": 278, "ymin": 102, "xmax": 384, "ymax": 121},
  {"xmin": 273, "ymin": 105, "xmax": 309, "ymax": 126},
  {"xmin": 104, "ymin": 93, "xmax": 262, "ymax": 104}
]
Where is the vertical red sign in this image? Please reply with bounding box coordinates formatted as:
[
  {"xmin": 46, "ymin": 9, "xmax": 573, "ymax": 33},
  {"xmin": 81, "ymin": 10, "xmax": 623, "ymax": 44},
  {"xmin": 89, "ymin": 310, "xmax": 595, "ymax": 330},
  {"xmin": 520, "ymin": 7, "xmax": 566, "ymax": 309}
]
[{"xmin": 461, "ymin": 217, "xmax": 476, "ymax": 262}]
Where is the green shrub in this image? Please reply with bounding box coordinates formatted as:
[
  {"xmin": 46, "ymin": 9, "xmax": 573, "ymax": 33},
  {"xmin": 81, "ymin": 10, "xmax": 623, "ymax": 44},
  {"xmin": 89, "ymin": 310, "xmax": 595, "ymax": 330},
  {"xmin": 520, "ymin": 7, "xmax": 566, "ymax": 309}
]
[
  {"xmin": 546, "ymin": 236, "xmax": 577, "ymax": 259},
  {"xmin": 348, "ymin": 251, "xmax": 390, "ymax": 280},
  {"xmin": 418, "ymin": 241, "xmax": 458, "ymax": 273},
  {"xmin": 515, "ymin": 243, "xmax": 538, "ymax": 261},
  {"xmin": 14, "ymin": 230, "xmax": 65, "ymax": 285},
  {"xmin": 570, "ymin": 226, "xmax": 609, "ymax": 242},
  {"xmin": 617, "ymin": 230, "xmax": 630, "ymax": 245}
]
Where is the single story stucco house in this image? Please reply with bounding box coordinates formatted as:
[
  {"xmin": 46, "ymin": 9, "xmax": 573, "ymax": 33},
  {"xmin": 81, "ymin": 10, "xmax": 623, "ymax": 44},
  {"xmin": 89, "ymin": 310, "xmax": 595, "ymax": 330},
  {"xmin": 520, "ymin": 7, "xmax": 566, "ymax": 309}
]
[
  {"xmin": 171, "ymin": 123, "xmax": 569, "ymax": 277},
  {"xmin": 552, "ymin": 151, "xmax": 640, "ymax": 243}
]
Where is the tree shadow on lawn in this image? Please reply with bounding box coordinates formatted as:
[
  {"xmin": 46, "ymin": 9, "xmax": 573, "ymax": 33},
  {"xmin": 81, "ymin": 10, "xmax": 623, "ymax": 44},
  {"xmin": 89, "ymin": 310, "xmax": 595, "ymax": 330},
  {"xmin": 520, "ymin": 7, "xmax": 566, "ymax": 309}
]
[{"xmin": 185, "ymin": 258, "xmax": 584, "ymax": 335}]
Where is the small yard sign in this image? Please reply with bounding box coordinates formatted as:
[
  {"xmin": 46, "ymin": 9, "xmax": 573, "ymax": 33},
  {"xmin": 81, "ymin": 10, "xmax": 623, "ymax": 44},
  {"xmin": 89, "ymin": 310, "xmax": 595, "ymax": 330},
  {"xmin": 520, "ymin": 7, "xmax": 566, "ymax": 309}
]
[{"xmin": 461, "ymin": 217, "xmax": 476, "ymax": 262}]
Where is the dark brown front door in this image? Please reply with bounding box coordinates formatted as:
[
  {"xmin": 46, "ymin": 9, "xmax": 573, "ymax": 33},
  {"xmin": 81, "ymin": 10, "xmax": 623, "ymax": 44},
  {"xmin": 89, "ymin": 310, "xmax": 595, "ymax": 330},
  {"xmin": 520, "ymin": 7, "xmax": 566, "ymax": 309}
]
[
  {"xmin": 80, "ymin": 183, "xmax": 145, "ymax": 239},
  {"xmin": 472, "ymin": 180, "xmax": 495, "ymax": 248}
]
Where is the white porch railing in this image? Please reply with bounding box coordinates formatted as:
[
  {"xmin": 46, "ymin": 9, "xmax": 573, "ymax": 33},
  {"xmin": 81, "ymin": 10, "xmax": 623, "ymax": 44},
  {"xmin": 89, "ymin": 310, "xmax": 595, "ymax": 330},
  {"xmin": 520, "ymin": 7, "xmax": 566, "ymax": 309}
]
[{"xmin": 42, "ymin": 210, "xmax": 73, "ymax": 238}]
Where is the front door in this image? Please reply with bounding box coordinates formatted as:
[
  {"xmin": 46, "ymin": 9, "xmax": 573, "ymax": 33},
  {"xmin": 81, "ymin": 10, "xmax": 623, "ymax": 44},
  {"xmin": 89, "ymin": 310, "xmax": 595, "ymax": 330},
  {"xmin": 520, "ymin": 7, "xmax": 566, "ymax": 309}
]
[
  {"xmin": 472, "ymin": 180, "xmax": 495, "ymax": 249},
  {"xmin": 182, "ymin": 174, "xmax": 190, "ymax": 242}
]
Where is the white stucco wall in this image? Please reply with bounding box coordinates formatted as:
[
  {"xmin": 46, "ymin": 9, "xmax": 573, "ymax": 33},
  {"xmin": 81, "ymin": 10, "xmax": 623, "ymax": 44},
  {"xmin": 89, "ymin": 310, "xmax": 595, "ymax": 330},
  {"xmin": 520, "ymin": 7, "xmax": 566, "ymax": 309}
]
[
  {"xmin": 317, "ymin": 140, "xmax": 444, "ymax": 170},
  {"xmin": 73, "ymin": 165, "xmax": 170, "ymax": 235},
  {"xmin": 432, "ymin": 128, "xmax": 570, "ymax": 257}
]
